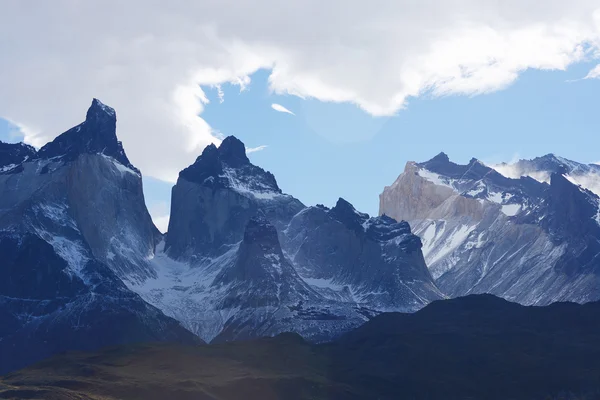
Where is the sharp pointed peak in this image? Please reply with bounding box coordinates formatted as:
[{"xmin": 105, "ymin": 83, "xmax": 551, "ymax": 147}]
[
  {"xmin": 418, "ymin": 152, "xmax": 453, "ymax": 168},
  {"xmin": 428, "ymin": 152, "xmax": 450, "ymax": 163},
  {"xmin": 332, "ymin": 197, "xmax": 365, "ymax": 215},
  {"xmin": 330, "ymin": 197, "xmax": 370, "ymax": 228},
  {"xmin": 87, "ymin": 98, "xmax": 116, "ymax": 120},
  {"xmin": 36, "ymin": 99, "xmax": 136, "ymax": 172},
  {"xmin": 218, "ymin": 136, "xmax": 249, "ymax": 167}
]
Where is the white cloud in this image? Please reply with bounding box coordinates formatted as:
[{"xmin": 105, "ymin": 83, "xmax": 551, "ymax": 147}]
[
  {"xmin": 271, "ymin": 103, "xmax": 295, "ymax": 115},
  {"xmin": 153, "ymin": 215, "xmax": 171, "ymax": 234},
  {"xmin": 246, "ymin": 145, "xmax": 268, "ymax": 153},
  {"xmin": 585, "ymin": 64, "xmax": 600, "ymax": 79},
  {"xmin": 1, "ymin": 1, "xmax": 600, "ymax": 182},
  {"xmin": 148, "ymin": 201, "xmax": 171, "ymax": 233}
]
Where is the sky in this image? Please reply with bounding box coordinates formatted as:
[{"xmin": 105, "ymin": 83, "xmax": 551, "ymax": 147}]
[{"xmin": 1, "ymin": 1, "xmax": 600, "ymax": 231}]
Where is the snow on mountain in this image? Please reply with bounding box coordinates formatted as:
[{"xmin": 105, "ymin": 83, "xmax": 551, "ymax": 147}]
[
  {"xmin": 129, "ymin": 136, "xmax": 442, "ymax": 343},
  {"xmin": 380, "ymin": 153, "xmax": 600, "ymax": 305},
  {"xmin": 493, "ymin": 154, "xmax": 600, "ymax": 196},
  {"xmin": 0, "ymin": 99, "xmax": 197, "ymax": 374}
]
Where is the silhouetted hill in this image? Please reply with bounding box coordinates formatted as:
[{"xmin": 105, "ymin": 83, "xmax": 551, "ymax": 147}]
[{"xmin": 3, "ymin": 294, "xmax": 600, "ymax": 399}]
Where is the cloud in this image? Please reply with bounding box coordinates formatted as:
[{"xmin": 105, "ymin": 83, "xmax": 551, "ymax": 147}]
[
  {"xmin": 1, "ymin": 1, "xmax": 600, "ymax": 182},
  {"xmin": 271, "ymin": 103, "xmax": 295, "ymax": 115},
  {"xmin": 147, "ymin": 201, "xmax": 171, "ymax": 233},
  {"xmin": 246, "ymin": 145, "xmax": 268, "ymax": 153},
  {"xmin": 585, "ymin": 64, "xmax": 600, "ymax": 79},
  {"xmin": 153, "ymin": 215, "xmax": 171, "ymax": 234}
]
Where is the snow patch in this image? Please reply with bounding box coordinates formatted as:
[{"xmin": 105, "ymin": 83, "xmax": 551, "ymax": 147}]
[
  {"xmin": 34, "ymin": 203, "xmax": 79, "ymax": 230},
  {"xmin": 427, "ymin": 223, "xmax": 476, "ymax": 266},
  {"xmin": 501, "ymin": 204, "xmax": 521, "ymax": 216},
  {"xmin": 302, "ymin": 277, "xmax": 345, "ymax": 291},
  {"xmin": 487, "ymin": 191, "xmax": 503, "ymax": 204},
  {"xmin": 464, "ymin": 231, "xmax": 486, "ymax": 250},
  {"xmin": 0, "ymin": 163, "xmax": 17, "ymax": 172},
  {"xmin": 101, "ymin": 154, "xmax": 139, "ymax": 177},
  {"xmin": 36, "ymin": 232, "xmax": 89, "ymax": 280},
  {"xmin": 465, "ymin": 182, "xmax": 485, "ymax": 197},
  {"xmin": 221, "ymin": 167, "xmax": 281, "ymax": 200},
  {"xmin": 265, "ymin": 253, "xmax": 282, "ymax": 274},
  {"xmin": 417, "ymin": 168, "xmax": 456, "ymax": 191}
]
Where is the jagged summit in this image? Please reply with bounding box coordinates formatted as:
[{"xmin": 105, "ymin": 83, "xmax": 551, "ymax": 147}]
[
  {"xmin": 218, "ymin": 135, "xmax": 250, "ymax": 167},
  {"xmin": 430, "ymin": 152, "xmax": 450, "ymax": 163},
  {"xmin": 381, "ymin": 150, "xmax": 600, "ymax": 305},
  {"xmin": 0, "ymin": 141, "xmax": 36, "ymax": 172},
  {"xmin": 36, "ymin": 98, "xmax": 137, "ymax": 172},
  {"xmin": 329, "ymin": 197, "xmax": 369, "ymax": 230},
  {"xmin": 543, "ymin": 172, "xmax": 600, "ymax": 240},
  {"xmin": 88, "ymin": 98, "xmax": 116, "ymax": 118},
  {"xmin": 179, "ymin": 135, "xmax": 281, "ymax": 195}
]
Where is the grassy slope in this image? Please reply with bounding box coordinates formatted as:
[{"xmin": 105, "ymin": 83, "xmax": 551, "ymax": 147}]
[
  {"xmin": 0, "ymin": 335, "xmax": 358, "ymax": 400},
  {"xmin": 4, "ymin": 295, "xmax": 600, "ymax": 400}
]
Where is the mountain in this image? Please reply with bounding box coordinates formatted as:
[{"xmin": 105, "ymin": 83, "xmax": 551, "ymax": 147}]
[
  {"xmin": 0, "ymin": 99, "xmax": 198, "ymax": 374},
  {"xmin": 129, "ymin": 135, "xmax": 442, "ymax": 342},
  {"xmin": 0, "ymin": 141, "xmax": 36, "ymax": 173},
  {"xmin": 4, "ymin": 294, "xmax": 600, "ymax": 400},
  {"xmin": 495, "ymin": 153, "xmax": 600, "ymax": 195},
  {"xmin": 380, "ymin": 153, "xmax": 600, "ymax": 305}
]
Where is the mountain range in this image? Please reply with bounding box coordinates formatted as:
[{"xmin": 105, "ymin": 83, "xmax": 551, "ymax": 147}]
[
  {"xmin": 380, "ymin": 152, "xmax": 600, "ymax": 305},
  {"xmin": 2, "ymin": 98, "xmax": 600, "ymax": 376},
  {"xmin": 0, "ymin": 99, "xmax": 440, "ymax": 373}
]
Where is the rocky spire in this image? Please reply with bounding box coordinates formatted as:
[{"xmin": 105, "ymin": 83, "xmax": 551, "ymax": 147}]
[{"xmin": 37, "ymin": 98, "xmax": 137, "ymax": 172}]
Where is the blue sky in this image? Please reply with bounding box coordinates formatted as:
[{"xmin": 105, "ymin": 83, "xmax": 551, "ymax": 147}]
[{"xmin": 1, "ymin": 62, "xmax": 599, "ymax": 229}]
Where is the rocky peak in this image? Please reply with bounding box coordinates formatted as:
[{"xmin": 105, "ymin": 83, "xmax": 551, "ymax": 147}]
[
  {"xmin": 213, "ymin": 216, "xmax": 290, "ymax": 288},
  {"xmin": 543, "ymin": 173, "xmax": 600, "ymax": 240},
  {"xmin": 36, "ymin": 98, "xmax": 137, "ymax": 172},
  {"xmin": 179, "ymin": 143, "xmax": 224, "ymax": 185},
  {"xmin": 365, "ymin": 215, "xmax": 415, "ymax": 244},
  {"xmin": 0, "ymin": 141, "xmax": 36, "ymax": 171},
  {"xmin": 218, "ymin": 136, "xmax": 249, "ymax": 167},
  {"xmin": 329, "ymin": 197, "xmax": 368, "ymax": 232},
  {"xmin": 86, "ymin": 98, "xmax": 116, "ymax": 126},
  {"xmin": 430, "ymin": 152, "xmax": 451, "ymax": 164},
  {"xmin": 178, "ymin": 135, "xmax": 281, "ymax": 193}
]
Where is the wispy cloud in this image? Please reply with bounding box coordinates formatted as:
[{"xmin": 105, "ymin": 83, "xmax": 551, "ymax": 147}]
[
  {"xmin": 215, "ymin": 84, "xmax": 225, "ymax": 103},
  {"xmin": 271, "ymin": 103, "xmax": 295, "ymax": 115},
  {"xmin": 246, "ymin": 145, "xmax": 268, "ymax": 154},
  {"xmin": 585, "ymin": 64, "xmax": 600, "ymax": 80}
]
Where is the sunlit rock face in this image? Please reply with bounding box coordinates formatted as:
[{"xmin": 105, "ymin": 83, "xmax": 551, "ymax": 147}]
[{"xmin": 380, "ymin": 153, "xmax": 600, "ymax": 305}]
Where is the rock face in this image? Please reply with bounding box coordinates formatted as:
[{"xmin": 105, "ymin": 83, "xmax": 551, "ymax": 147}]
[
  {"xmin": 131, "ymin": 136, "xmax": 442, "ymax": 343},
  {"xmin": 380, "ymin": 153, "xmax": 600, "ymax": 305},
  {"xmin": 0, "ymin": 99, "xmax": 197, "ymax": 374},
  {"xmin": 166, "ymin": 136, "xmax": 304, "ymax": 259},
  {"xmin": 0, "ymin": 141, "xmax": 36, "ymax": 172}
]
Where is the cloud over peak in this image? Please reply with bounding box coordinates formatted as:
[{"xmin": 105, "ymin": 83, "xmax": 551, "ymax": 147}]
[{"xmin": 1, "ymin": 1, "xmax": 600, "ymax": 183}]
